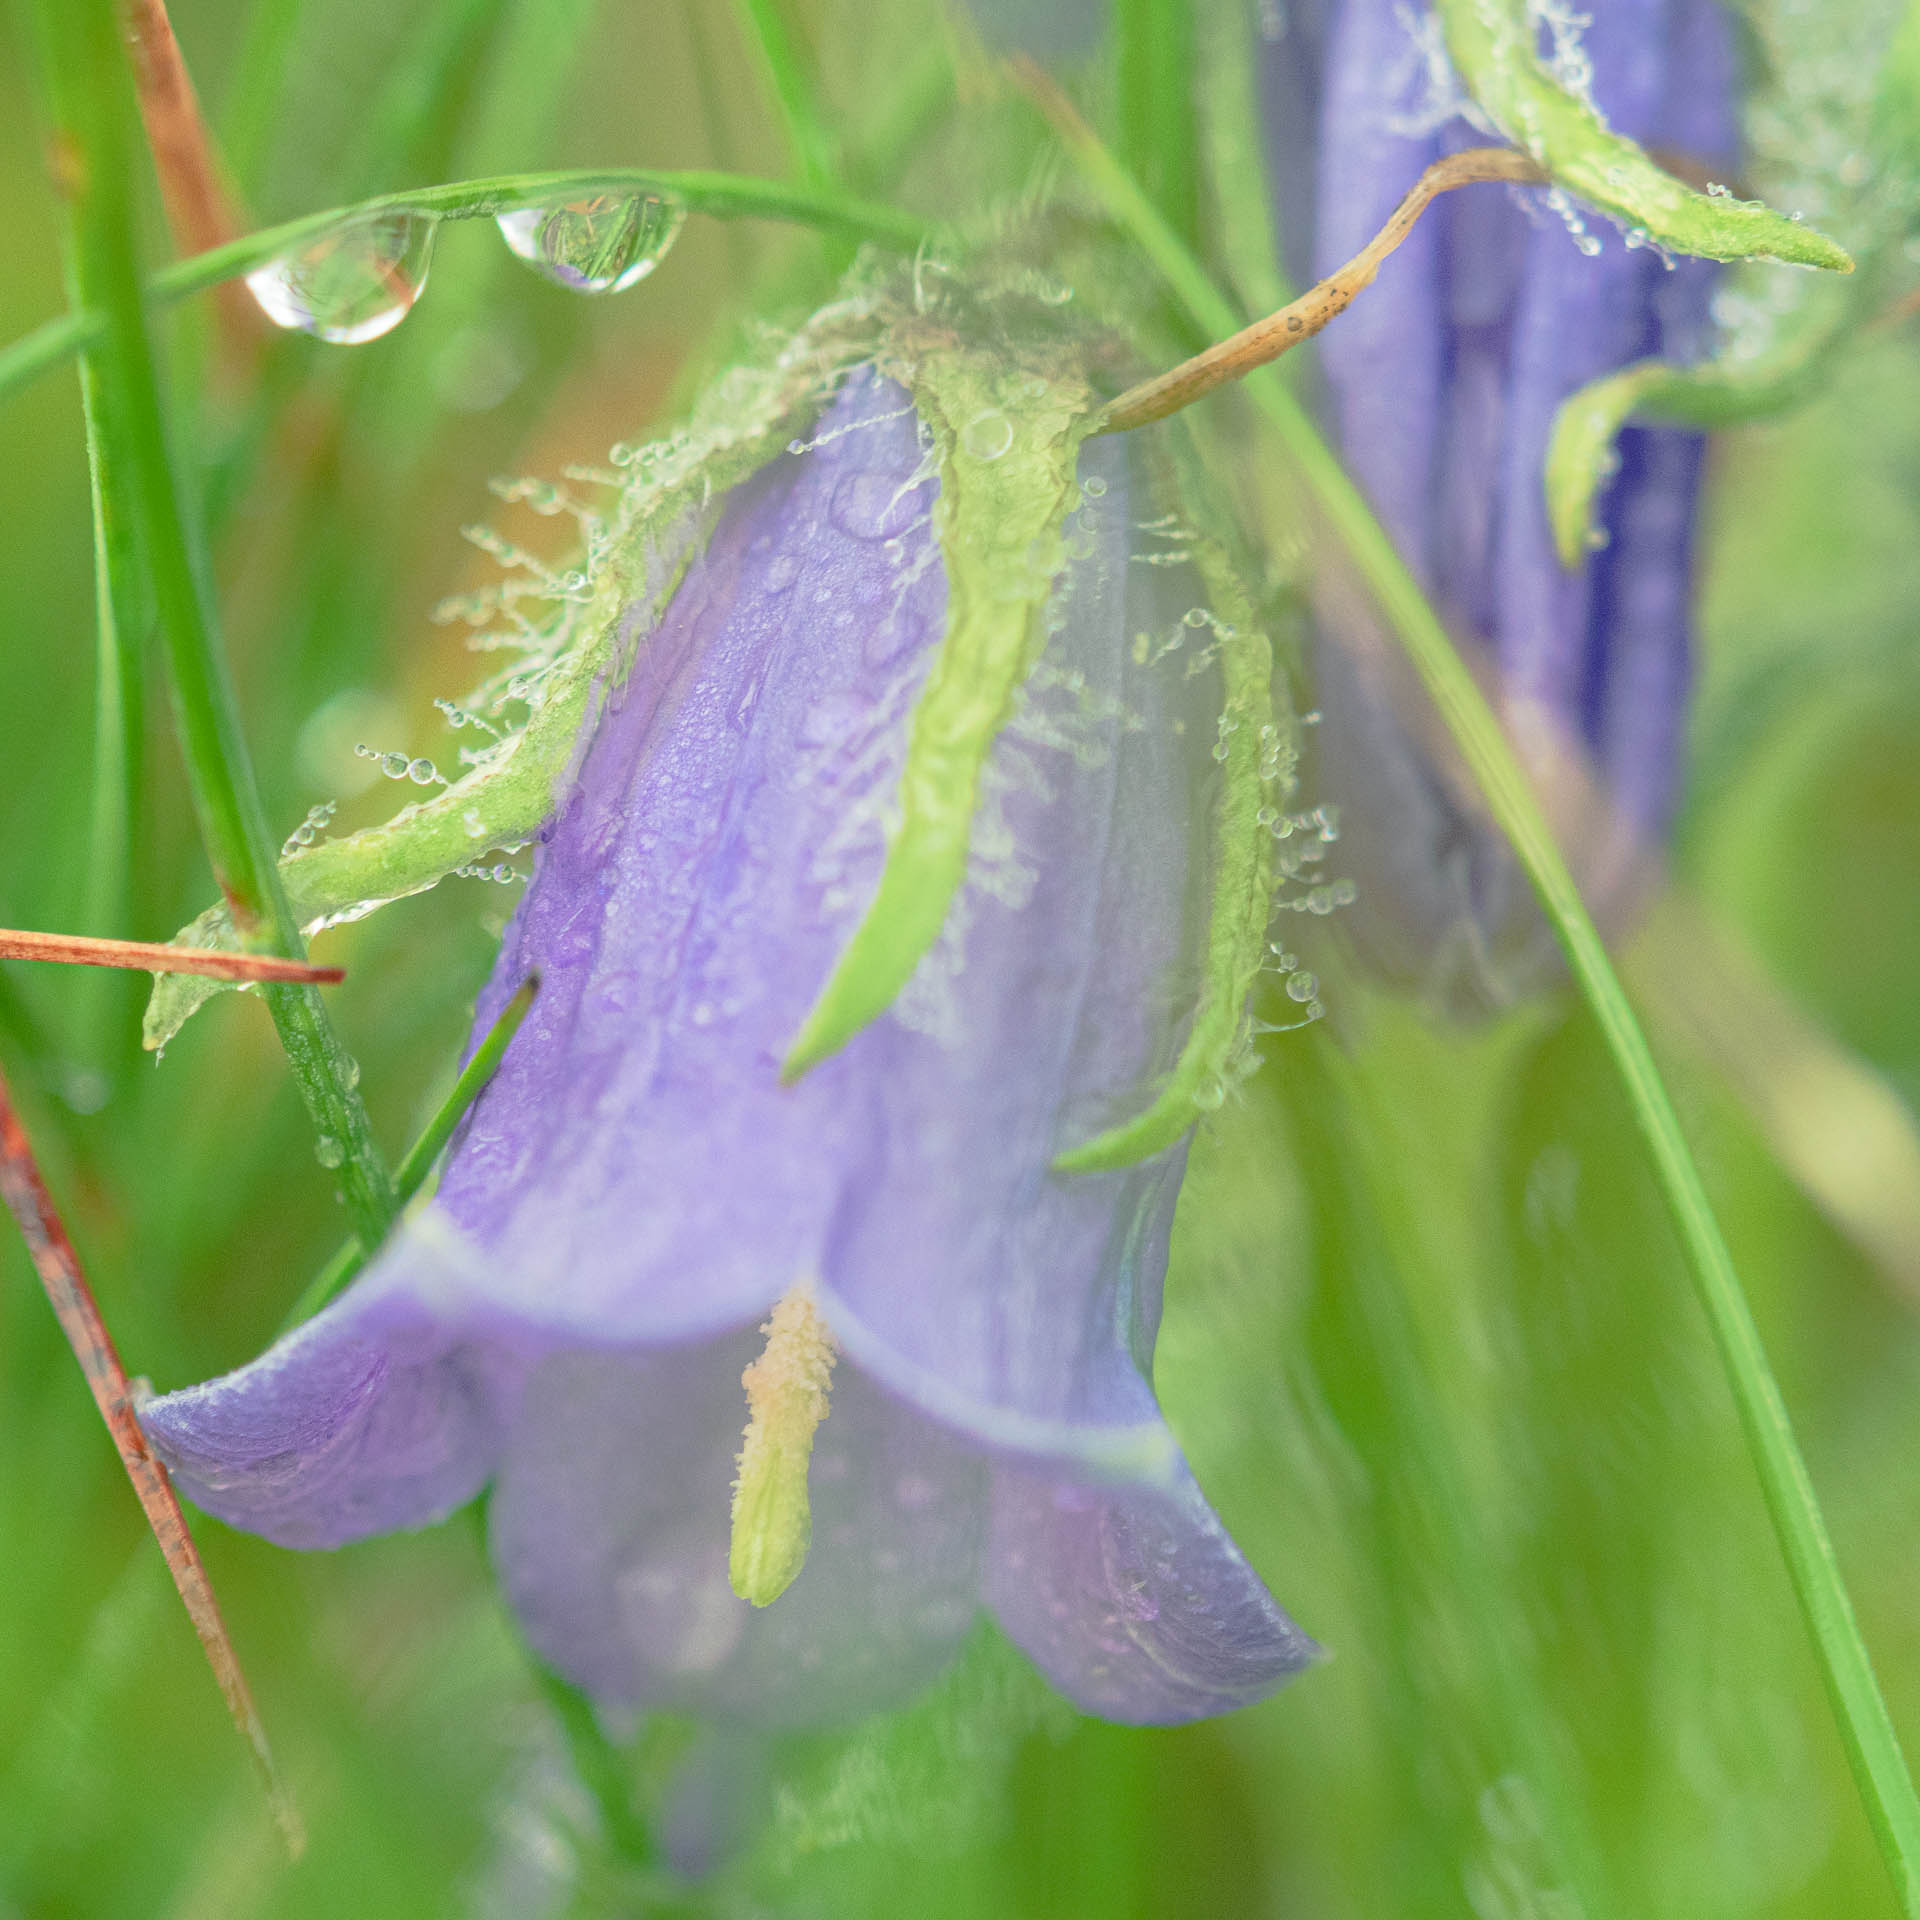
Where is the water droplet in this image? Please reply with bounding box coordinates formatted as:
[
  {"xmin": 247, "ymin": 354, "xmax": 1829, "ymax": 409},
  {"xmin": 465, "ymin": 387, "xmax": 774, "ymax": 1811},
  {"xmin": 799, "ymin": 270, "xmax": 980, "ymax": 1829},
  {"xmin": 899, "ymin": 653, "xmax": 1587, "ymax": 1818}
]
[
  {"xmin": 495, "ymin": 192, "xmax": 687, "ymax": 294},
  {"xmin": 1081, "ymin": 474, "xmax": 1108, "ymax": 498},
  {"xmin": 381, "ymin": 752, "xmax": 409, "ymax": 779},
  {"xmin": 314, "ymin": 1136, "xmax": 345, "ymax": 1169},
  {"xmin": 406, "ymin": 756, "xmax": 440, "ymax": 786},
  {"xmin": 1286, "ymin": 970, "xmax": 1319, "ymax": 1003},
  {"xmin": 245, "ymin": 210, "xmax": 438, "ymax": 344},
  {"xmin": 960, "ymin": 409, "xmax": 1014, "ymax": 461}
]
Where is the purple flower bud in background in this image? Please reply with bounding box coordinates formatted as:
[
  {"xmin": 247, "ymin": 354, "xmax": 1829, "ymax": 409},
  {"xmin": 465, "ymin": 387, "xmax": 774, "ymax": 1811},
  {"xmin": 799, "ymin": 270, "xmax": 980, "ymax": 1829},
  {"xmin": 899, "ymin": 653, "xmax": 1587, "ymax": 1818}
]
[
  {"xmin": 139, "ymin": 370, "xmax": 1315, "ymax": 1728},
  {"xmin": 1265, "ymin": 0, "xmax": 1735, "ymax": 1006}
]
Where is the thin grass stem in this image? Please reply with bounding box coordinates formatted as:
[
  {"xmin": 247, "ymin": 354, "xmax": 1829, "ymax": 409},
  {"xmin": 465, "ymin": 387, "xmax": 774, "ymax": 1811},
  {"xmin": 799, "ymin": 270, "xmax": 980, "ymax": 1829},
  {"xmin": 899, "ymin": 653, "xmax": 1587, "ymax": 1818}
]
[
  {"xmin": 732, "ymin": 0, "xmax": 839, "ymax": 189},
  {"xmin": 32, "ymin": 0, "xmax": 397, "ymax": 1247},
  {"xmin": 0, "ymin": 165, "xmax": 929, "ymax": 409},
  {"xmin": 282, "ymin": 974, "xmax": 537, "ymax": 1330},
  {"xmin": 1115, "ymin": 0, "xmax": 1199, "ymax": 244}
]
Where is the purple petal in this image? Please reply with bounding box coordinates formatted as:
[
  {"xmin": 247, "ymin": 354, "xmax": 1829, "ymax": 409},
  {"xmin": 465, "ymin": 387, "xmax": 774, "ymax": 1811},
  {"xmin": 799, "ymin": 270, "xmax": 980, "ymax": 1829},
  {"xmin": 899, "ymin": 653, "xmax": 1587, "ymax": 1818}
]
[
  {"xmin": 987, "ymin": 1447, "xmax": 1319, "ymax": 1724},
  {"xmin": 489, "ymin": 1333, "xmax": 988, "ymax": 1725},
  {"xmin": 1312, "ymin": 0, "xmax": 1446, "ymax": 579},
  {"xmin": 1286, "ymin": 1, "xmax": 1730, "ymax": 996},
  {"xmin": 814, "ymin": 434, "xmax": 1217, "ymax": 1467},
  {"xmin": 140, "ymin": 1249, "xmax": 533, "ymax": 1548},
  {"xmin": 431, "ymin": 368, "xmax": 948, "ymax": 1348}
]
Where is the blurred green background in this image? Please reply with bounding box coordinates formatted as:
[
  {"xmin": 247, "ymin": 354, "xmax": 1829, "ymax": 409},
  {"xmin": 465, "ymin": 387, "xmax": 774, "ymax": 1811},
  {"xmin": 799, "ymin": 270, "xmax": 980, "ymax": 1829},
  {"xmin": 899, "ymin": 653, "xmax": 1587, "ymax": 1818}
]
[{"xmin": 1, "ymin": 1, "xmax": 1918, "ymax": 1914}]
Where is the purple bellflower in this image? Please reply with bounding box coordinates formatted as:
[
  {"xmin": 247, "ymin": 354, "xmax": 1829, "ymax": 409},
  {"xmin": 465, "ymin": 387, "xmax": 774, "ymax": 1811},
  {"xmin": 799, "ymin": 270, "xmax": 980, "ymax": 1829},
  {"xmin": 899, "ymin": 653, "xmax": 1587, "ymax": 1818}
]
[
  {"xmin": 1264, "ymin": 0, "xmax": 1735, "ymax": 1004},
  {"xmin": 140, "ymin": 365, "xmax": 1316, "ymax": 1728}
]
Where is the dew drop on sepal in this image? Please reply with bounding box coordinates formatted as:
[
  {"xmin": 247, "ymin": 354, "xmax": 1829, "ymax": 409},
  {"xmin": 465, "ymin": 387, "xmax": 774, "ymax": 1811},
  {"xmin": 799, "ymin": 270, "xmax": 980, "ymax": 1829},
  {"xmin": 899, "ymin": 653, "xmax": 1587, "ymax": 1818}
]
[
  {"xmin": 245, "ymin": 211, "xmax": 439, "ymax": 344},
  {"xmin": 495, "ymin": 192, "xmax": 687, "ymax": 294}
]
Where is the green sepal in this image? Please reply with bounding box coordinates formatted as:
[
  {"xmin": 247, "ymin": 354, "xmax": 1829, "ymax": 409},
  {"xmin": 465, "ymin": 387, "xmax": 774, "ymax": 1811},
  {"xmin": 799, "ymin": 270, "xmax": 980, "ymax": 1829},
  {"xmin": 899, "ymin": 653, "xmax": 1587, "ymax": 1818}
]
[
  {"xmin": 1545, "ymin": 321, "xmax": 1841, "ymax": 568},
  {"xmin": 1544, "ymin": 0, "xmax": 1920, "ymax": 565},
  {"xmin": 1436, "ymin": 0, "xmax": 1853, "ymax": 272},
  {"xmin": 1054, "ymin": 500, "xmax": 1290, "ymax": 1174},
  {"xmin": 145, "ymin": 315, "xmax": 874, "ymax": 1050},
  {"xmin": 780, "ymin": 342, "xmax": 1096, "ymax": 1080}
]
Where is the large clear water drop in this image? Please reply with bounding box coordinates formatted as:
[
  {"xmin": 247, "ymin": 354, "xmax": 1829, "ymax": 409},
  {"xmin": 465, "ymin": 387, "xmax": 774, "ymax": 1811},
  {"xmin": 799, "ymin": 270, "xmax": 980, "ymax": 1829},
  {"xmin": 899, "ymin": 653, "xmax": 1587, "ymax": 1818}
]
[
  {"xmin": 245, "ymin": 210, "xmax": 438, "ymax": 344},
  {"xmin": 494, "ymin": 192, "xmax": 687, "ymax": 294}
]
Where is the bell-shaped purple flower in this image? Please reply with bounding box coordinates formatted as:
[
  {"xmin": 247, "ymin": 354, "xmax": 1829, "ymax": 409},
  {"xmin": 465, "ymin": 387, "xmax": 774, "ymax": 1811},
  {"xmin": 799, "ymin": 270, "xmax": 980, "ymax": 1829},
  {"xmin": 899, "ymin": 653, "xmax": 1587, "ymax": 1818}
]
[
  {"xmin": 139, "ymin": 369, "xmax": 1315, "ymax": 1727},
  {"xmin": 1265, "ymin": 0, "xmax": 1735, "ymax": 1001}
]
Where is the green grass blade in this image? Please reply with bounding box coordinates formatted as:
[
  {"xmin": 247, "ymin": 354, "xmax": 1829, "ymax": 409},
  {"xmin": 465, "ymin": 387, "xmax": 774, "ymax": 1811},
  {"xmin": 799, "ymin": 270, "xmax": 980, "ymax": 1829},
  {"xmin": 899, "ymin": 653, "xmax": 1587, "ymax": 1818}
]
[
  {"xmin": 1115, "ymin": 0, "xmax": 1199, "ymax": 245},
  {"xmin": 0, "ymin": 166, "xmax": 929, "ymax": 410},
  {"xmin": 1040, "ymin": 95, "xmax": 1920, "ymax": 1917},
  {"xmin": 732, "ymin": 0, "xmax": 838, "ymax": 188},
  {"xmin": 281, "ymin": 975, "xmax": 537, "ymax": 1330},
  {"xmin": 71, "ymin": 353, "xmax": 146, "ymax": 1071},
  {"xmin": 32, "ymin": 0, "xmax": 397, "ymax": 1249},
  {"xmin": 215, "ymin": 0, "xmax": 308, "ymax": 195}
]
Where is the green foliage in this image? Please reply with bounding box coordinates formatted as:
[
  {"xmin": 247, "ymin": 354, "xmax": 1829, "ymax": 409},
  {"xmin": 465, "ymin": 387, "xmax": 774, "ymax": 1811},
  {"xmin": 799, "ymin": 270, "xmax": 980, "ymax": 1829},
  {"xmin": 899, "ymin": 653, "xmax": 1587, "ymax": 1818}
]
[
  {"xmin": 1436, "ymin": 0, "xmax": 1854, "ymax": 269},
  {"xmin": 1, "ymin": 1, "xmax": 1919, "ymax": 1915}
]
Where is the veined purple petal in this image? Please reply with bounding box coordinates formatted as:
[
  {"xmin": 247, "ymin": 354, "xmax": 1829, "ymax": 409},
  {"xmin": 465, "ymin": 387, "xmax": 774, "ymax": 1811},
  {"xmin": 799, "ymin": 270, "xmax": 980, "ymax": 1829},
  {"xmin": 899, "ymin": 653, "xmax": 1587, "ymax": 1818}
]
[
  {"xmin": 490, "ymin": 1337, "xmax": 988, "ymax": 1724},
  {"xmin": 987, "ymin": 1445, "xmax": 1319, "ymax": 1724},
  {"xmin": 814, "ymin": 434, "xmax": 1217, "ymax": 1466},
  {"xmin": 138, "ymin": 1248, "xmax": 533, "ymax": 1549}
]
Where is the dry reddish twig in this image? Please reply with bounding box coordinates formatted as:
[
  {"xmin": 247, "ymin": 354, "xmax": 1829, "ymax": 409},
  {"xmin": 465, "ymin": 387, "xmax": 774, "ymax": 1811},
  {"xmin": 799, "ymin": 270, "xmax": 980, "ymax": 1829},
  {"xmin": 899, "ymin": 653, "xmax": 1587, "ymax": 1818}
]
[
  {"xmin": 0, "ymin": 1066, "xmax": 303, "ymax": 1857},
  {"xmin": 1099, "ymin": 146, "xmax": 1548, "ymax": 433},
  {"xmin": 121, "ymin": 0, "xmax": 260, "ymax": 372},
  {"xmin": 0, "ymin": 926, "xmax": 343, "ymax": 984}
]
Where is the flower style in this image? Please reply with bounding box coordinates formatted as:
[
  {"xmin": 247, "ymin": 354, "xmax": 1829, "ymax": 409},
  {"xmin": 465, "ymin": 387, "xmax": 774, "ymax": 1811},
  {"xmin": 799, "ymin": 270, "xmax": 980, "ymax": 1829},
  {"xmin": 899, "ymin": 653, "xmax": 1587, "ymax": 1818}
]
[
  {"xmin": 1265, "ymin": 0, "xmax": 1734, "ymax": 1002},
  {"xmin": 139, "ymin": 366, "xmax": 1316, "ymax": 1727}
]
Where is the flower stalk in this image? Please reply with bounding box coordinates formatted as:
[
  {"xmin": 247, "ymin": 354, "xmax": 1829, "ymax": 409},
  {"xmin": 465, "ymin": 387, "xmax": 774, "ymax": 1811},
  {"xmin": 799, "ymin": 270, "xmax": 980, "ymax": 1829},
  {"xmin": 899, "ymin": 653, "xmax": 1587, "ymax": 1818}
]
[{"xmin": 1097, "ymin": 146, "xmax": 1546, "ymax": 434}]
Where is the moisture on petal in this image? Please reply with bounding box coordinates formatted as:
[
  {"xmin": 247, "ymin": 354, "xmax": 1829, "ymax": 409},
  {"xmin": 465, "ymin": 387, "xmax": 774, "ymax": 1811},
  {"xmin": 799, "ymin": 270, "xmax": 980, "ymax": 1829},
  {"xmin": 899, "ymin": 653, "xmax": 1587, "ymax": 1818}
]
[
  {"xmin": 139, "ymin": 1250, "xmax": 533, "ymax": 1549},
  {"xmin": 986, "ymin": 1453, "xmax": 1319, "ymax": 1725}
]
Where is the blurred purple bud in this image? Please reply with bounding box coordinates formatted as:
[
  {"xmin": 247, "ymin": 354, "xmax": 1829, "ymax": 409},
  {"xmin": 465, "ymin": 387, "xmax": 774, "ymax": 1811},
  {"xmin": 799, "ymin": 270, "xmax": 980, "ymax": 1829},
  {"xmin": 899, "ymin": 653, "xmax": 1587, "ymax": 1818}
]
[
  {"xmin": 140, "ymin": 371, "xmax": 1315, "ymax": 1728},
  {"xmin": 1271, "ymin": 0, "xmax": 1735, "ymax": 1006}
]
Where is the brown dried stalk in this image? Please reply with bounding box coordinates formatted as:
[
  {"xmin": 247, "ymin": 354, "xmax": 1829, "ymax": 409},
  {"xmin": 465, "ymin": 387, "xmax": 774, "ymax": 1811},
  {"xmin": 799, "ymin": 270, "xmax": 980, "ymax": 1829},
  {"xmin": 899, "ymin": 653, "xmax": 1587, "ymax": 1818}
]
[
  {"xmin": 0, "ymin": 926, "xmax": 343, "ymax": 983},
  {"xmin": 121, "ymin": 0, "xmax": 259, "ymax": 369},
  {"xmin": 0, "ymin": 1067, "xmax": 303, "ymax": 1856},
  {"xmin": 1099, "ymin": 146, "xmax": 1549, "ymax": 434}
]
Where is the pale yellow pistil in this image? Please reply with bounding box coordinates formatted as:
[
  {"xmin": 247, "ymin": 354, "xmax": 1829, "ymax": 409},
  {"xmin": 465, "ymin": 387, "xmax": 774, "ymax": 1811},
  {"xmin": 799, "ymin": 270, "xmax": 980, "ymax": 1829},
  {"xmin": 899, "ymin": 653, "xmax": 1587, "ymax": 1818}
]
[{"xmin": 728, "ymin": 1282, "xmax": 838, "ymax": 1607}]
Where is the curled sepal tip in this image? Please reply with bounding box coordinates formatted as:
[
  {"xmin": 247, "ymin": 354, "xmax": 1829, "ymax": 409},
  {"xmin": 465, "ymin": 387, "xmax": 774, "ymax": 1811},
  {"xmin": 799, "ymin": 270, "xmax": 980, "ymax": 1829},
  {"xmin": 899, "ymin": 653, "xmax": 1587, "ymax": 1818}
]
[
  {"xmin": 782, "ymin": 348, "xmax": 1095, "ymax": 1080},
  {"xmin": 1437, "ymin": 0, "xmax": 1853, "ymax": 273}
]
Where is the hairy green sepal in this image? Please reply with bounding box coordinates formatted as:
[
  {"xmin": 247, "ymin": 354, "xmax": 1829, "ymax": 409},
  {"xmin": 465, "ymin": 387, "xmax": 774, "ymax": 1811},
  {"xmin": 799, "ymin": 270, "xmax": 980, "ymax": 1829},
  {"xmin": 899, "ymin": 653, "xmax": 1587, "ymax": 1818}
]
[
  {"xmin": 145, "ymin": 318, "xmax": 871, "ymax": 1049},
  {"xmin": 1437, "ymin": 0, "xmax": 1853, "ymax": 272},
  {"xmin": 780, "ymin": 345, "xmax": 1095, "ymax": 1080},
  {"xmin": 1545, "ymin": 327, "xmax": 1841, "ymax": 566},
  {"xmin": 1545, "ymin": 0, "xmax": 1920, "ymax": 563},
  {"xmin": 1055, "ymin": 533, "xmax": 1288, "ymax": 1174}
]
